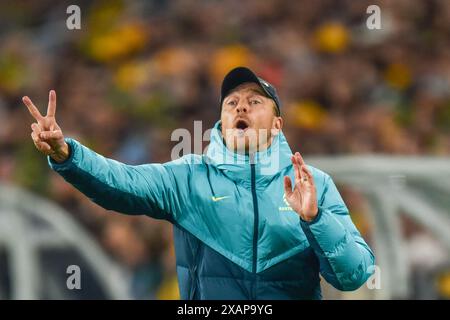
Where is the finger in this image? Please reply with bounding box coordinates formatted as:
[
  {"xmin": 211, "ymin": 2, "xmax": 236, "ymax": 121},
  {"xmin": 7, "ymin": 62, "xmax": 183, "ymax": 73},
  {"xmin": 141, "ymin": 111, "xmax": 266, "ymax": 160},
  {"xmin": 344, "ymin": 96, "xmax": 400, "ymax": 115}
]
[
  {"xmin": 295, "ymin": 152, "xmax": 306, "ymax": 166},
  {"xmin": 47, "ymin": 90, "xmax": 56, "ymax": 117},
  {"xmin": 22, "ymin": 96, "xmax": 44, "ymax": 122},
  {"xmin": 292, "ymin": 155, "xmax": 302, "ymax": 183},
  {"xmin": 31, "ymin": 123, "xmax": 42, "ymax": 134},
  {"xmin": 301, "ymin": 165, "xmax": 313, "ymax": 180},
  {"xmin": 31, "ymin": 132, "xmax": 52, "ymax": 152},
  {"xmin": 39, "ymin": 130, "xmax": 63, "ymax": 141},
  {"xmin": 297, "ymin": 153, "xmax": 312, "ymax": 184},
  {"xmin": 284, "ymin": 176, "xmax": 293, "ymax": 197},
  {"xmin": 301, "ymin": 165, "xmax": 313, "ymax": 184},
  {"xmin": 31, "ymin": 131, "xmax": 38, "ymax": 142},
  {"xmin": 294, "ymin": 154, "xmax": 307, "ymax": 182}
]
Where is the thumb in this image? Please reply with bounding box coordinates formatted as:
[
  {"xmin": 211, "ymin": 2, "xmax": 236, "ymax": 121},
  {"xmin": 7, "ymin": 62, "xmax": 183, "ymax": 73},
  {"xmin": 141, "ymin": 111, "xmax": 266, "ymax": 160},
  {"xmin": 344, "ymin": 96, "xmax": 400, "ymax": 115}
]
[
  {"xmin": 284, "ymin": 176, "xmax": 293, "ymax": 197},
  {"xmin": 39, "ymin": 130, "xmax": 63, "ymax": 141}
]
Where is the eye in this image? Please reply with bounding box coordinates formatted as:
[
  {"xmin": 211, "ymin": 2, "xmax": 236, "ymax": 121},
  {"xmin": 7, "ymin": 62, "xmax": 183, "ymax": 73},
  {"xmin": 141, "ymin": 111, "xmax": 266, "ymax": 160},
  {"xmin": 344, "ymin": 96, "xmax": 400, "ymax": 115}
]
[
  {"xmin": 250, "ymin": 100, "xmax": 261, "ymax": 105},
  {"xmin": 227, "ymin": 100, "xmax": 237, "ymax": 106}
]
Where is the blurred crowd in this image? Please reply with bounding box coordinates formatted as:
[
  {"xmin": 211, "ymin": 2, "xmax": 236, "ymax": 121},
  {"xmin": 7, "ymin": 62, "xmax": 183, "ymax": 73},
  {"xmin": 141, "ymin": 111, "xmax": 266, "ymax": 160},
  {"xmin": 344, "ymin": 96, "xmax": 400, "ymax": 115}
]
[{"xmin": 0, "ymin": 0, "xmax": 449, "ymax": 299}]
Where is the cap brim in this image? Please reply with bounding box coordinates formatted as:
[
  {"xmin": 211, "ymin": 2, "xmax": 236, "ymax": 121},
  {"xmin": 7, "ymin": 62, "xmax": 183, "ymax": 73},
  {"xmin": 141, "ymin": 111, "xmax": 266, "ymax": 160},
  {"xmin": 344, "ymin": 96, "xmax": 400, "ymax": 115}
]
[{"xmin": 221, "ymin": 67, "xmax": 267, "ymax": 101}]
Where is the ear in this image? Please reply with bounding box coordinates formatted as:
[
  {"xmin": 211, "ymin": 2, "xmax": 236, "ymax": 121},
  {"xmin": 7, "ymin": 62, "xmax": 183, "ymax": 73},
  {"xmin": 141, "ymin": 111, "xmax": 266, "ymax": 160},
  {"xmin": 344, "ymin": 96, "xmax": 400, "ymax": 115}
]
[{"xmin": 271, "ymin": 116, "xmax": 283, "ymax": 135}]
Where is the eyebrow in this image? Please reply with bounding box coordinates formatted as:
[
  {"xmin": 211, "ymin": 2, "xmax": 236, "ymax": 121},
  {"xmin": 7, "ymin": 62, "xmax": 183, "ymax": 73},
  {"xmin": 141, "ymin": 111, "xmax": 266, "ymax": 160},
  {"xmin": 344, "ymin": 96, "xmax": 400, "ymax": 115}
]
[{"xmin": 225, "ymin": 88, "xmax": 267, "ymax": 101}]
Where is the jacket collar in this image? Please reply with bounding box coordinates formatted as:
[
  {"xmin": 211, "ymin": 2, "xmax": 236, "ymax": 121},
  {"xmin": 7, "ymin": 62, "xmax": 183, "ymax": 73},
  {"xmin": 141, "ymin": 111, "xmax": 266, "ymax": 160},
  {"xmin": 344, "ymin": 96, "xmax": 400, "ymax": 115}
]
[{"xmin": 205, "ymin": 120, "xmax": 293, "ymax": 187}]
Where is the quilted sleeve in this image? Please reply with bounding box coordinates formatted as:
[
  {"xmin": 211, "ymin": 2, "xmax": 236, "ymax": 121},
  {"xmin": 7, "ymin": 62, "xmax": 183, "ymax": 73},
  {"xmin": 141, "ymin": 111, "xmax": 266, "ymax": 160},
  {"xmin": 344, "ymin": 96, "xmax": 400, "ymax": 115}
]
[{"xmin": 300, "ymin": 174, "xmax": 375, "ymax": 291}]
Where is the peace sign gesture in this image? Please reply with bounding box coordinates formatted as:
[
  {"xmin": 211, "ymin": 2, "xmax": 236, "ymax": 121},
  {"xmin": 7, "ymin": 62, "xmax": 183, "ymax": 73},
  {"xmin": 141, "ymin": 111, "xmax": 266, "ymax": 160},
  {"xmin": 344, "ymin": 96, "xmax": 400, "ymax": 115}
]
[
  {"xmin": 283, "ymin": 152, "xmax": 318, "ymax": 222},
  {"xmin": 22, "ymin": 90, "xmax": 69, "ymax": 163}
]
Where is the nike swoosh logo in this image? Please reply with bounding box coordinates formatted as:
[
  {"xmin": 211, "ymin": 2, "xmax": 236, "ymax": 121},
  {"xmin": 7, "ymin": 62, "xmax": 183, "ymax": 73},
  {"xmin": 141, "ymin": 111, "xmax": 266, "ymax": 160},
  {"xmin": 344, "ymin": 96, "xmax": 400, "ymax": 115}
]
[{"xmin": 211, "ymin": 196, "xmax": 230, "ymax": 202}]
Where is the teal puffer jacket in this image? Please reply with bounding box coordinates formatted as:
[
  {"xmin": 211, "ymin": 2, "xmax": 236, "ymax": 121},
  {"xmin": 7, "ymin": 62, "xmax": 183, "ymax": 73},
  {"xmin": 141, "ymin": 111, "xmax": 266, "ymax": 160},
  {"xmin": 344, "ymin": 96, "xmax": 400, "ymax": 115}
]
[{"xmin": 49, "ymin": 120, "xmax": 375, "ymax": 299}]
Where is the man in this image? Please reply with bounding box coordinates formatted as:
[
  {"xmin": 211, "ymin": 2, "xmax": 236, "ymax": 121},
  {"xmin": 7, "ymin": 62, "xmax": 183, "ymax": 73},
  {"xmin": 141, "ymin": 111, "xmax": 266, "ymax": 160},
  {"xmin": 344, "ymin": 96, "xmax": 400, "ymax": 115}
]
[{"xmin": 23, "ymin": 67, "xmax": 375, "ymax": 299}]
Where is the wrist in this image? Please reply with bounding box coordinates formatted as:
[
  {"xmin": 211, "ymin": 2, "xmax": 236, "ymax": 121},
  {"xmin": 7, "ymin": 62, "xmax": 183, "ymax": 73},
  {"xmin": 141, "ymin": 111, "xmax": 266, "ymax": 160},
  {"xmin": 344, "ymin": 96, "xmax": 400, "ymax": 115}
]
[
  {"xmin": 299, "ymin": 208, "xmax": 319, "ymax": 222},
  {"xmin": 50, "ymin": 142, "xmax": 69, "ymax": 163},
  {"xmin": 299, "ymin": 207, "xmax": 321, "ymax": 225}
]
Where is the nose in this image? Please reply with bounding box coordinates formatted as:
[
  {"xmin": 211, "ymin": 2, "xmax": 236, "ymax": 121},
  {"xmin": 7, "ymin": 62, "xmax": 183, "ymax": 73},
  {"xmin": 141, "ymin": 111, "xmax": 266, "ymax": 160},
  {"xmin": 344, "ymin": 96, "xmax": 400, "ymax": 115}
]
[{"xmin": 236, "ymin": 102, "xmax": 248, "ymax": 114}]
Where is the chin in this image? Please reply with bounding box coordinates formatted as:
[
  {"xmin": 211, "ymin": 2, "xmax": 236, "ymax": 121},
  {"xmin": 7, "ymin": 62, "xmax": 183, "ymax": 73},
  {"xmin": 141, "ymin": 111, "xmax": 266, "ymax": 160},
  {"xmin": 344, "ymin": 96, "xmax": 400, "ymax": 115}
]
[
  {"xmin": 226, "ymin": 136, "xmax": 260, "ymax": 155},
  {"xmin": 224, "ymin": 128, "xmax": 272, "ymax": 154}
]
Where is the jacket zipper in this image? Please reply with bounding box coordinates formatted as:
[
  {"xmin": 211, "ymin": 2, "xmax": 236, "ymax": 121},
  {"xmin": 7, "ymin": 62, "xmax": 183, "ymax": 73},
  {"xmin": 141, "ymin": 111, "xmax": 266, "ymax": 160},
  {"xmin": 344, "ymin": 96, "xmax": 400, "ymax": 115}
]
[{"xmin": 250, "ymin": 162, "xmax": 259, "ymax": 298}]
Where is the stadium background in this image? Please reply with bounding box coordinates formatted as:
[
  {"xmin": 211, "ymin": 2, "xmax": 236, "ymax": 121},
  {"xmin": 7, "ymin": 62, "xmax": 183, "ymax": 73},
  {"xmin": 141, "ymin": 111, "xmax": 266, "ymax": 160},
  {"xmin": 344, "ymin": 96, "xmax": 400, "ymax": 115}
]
[{"xmin": 0, "ymin": 0, "xmax": 449, "ymax": 299}]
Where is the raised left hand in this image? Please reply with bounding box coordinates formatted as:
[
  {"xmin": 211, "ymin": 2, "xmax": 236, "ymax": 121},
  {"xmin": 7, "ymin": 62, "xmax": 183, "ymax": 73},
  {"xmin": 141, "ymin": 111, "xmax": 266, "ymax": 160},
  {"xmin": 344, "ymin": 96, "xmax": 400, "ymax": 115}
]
[{"xmin": 283, "ymin": 152, "xmax": 318, "ymax": 222}]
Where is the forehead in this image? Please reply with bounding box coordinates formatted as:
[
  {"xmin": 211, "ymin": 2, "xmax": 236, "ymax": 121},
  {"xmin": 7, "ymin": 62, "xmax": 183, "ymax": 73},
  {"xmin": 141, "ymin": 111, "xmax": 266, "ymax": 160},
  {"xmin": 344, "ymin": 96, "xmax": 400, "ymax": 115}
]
[{"xmin": 226, "ymin": 82, "xmax": 267, "ymax": 98}]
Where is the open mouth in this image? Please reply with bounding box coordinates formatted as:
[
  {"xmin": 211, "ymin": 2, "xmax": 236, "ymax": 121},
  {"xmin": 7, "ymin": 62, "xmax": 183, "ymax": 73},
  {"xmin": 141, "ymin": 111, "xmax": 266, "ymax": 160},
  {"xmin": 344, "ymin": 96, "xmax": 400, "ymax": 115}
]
[{"xmin": 234, "ymin": 119, "xmax": 250, "ymax": 131}]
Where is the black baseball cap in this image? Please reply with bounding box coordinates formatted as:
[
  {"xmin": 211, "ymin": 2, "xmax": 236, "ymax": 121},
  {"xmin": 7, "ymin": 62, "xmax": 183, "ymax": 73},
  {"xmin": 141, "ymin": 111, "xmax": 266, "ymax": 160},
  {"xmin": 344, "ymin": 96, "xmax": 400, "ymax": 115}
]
[{"xmin": 220, "ymin": 67, "xmax": 281, "ymax": 116}]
